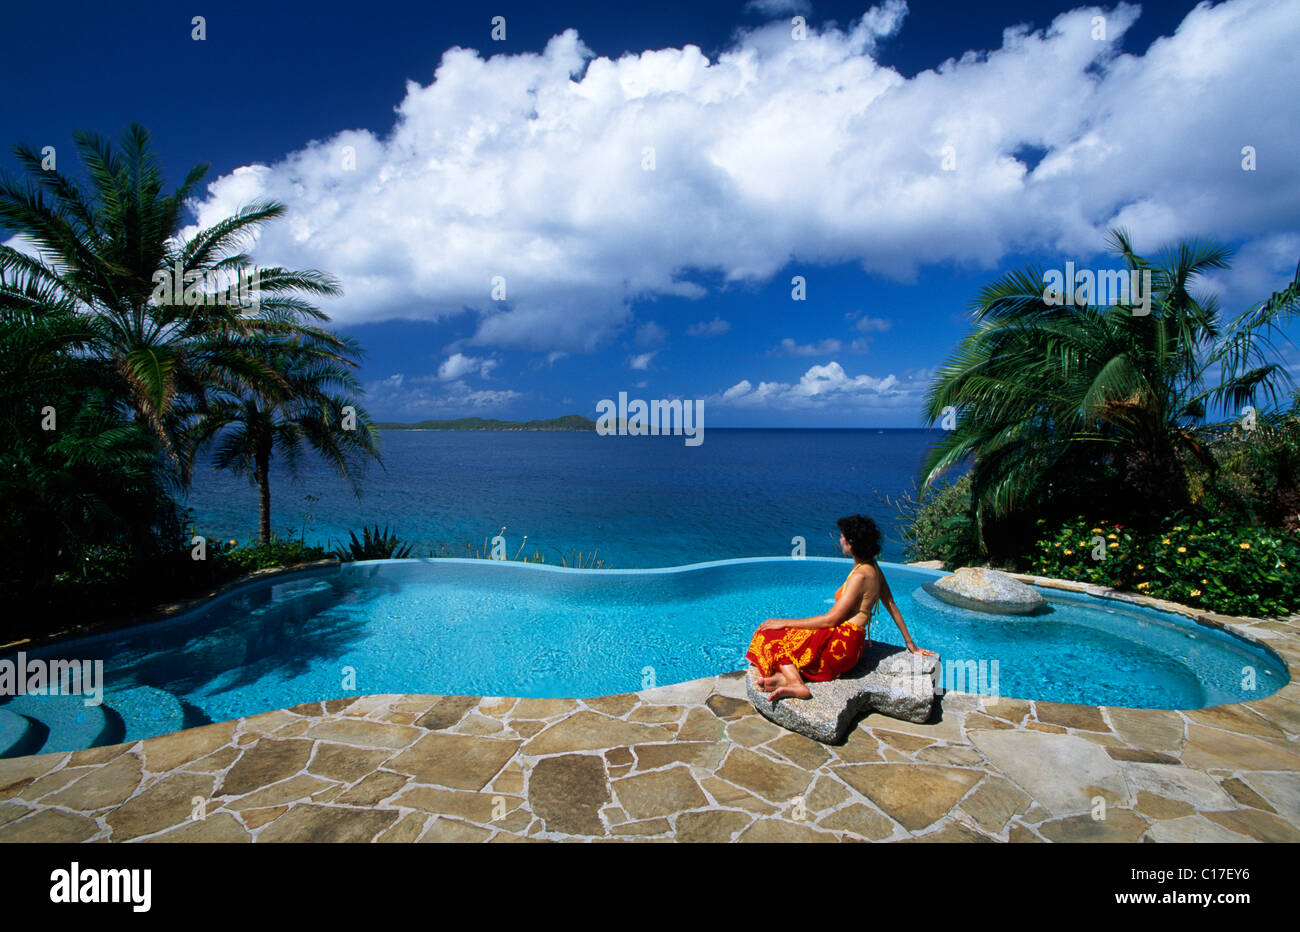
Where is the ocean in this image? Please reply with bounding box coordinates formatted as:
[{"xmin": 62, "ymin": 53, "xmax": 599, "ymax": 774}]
[{"xmin": 180, "ymin": 428, "xmax": 957, "ymax": 567}]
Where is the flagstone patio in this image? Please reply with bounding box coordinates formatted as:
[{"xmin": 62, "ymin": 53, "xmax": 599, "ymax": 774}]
[{"xmin": 0, "ymin": 580, "xmax": 1297, "ymax": 842}]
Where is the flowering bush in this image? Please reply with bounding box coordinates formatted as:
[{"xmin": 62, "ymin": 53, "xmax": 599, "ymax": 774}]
[
  {"xmin": 1029, "ymin": 513, "xmax": 1300, "ymax": 617},
  {"xmin": 217, "ymin": 537, "xmax": 328, "ymax": 574}
]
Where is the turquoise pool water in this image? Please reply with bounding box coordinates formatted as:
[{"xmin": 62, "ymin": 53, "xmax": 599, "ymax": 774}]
[{"xmin": 0, "ymin": 558, "xmax": 1289, "ymax": 757}]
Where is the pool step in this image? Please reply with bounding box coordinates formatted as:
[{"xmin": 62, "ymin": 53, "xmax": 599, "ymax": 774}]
[
  {"xmin": 0, "ymin": 708, "xmax": 46, "ymax": 758},
  {"xmin": 1, "ymin": 695, "xmax": 112, "ymax": 755},
  {"xmin": 107, "ymin": 686, "xmax": 187, "ymax": 743},
  {"xmin": 268, "ymin": 578, "xmax": 334, "ymax": 602},
  {"xmin": 252, "ymin": 578, "xmax": 336, "ymax": 614}
]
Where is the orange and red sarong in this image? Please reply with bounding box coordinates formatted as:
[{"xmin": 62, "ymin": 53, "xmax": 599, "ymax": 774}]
[
  {"xmin": 745, "ymin": 622, "xmax": 865, "ymax": 681},
  {"xmin": 745, "ymin": 571, "xmax": 866, "ymax": 681}
]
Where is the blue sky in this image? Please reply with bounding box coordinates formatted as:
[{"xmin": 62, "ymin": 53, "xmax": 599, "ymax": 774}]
[{"xmin": 3, "ymin": 0, "xmax": 1298, "ymax": 426}]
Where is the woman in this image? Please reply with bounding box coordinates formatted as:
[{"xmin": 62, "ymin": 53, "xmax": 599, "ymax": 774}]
[{"xmin": 747, "ymin": 514, "xmax": 936, "ymax": 702}]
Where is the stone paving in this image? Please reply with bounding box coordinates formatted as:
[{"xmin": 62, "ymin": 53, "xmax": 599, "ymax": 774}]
[{"xmin": 1, "ymin": 581, "xmax": 1298, "ymax": 842}]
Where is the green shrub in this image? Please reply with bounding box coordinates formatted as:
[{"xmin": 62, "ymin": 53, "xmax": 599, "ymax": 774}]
[
  {"xmin": 885, "ymin": 473, "xmax": 983, "ymax": 568},
  {"xmin": 1028, "ymin": 512, "xmax": 1300, "ymax": 617},
  {"xmin": 333, "ymin": 525, "xmax": 414, "ymax": 562},
  {"xmin": 45, "ymin": 544, "xmax": 137, "ymax": 617},
  {"xmin": 1174, "ymin": 395, "xmax": 1300, "ymax": 533},
  {"xmin": 219, "ymin": 537, "xmax": 329, "ymax": 574}
]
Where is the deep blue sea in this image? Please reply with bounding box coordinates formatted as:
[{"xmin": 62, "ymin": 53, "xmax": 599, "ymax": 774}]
[{"xmin": 181, "ymin": 428, "xmax": 956, "ymax": 567}]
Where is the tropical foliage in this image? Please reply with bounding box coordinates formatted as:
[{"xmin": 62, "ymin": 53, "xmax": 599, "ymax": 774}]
[
  {"xmin": 1183, "ymin": 388, "xmax": 1300, "ymax": 532},
  {"xmin": 920, "ymin": 229, "xmax": 1300, "ymax": 561},
  {"xmin": 878, "ymin": 474, "xmax": 981, "ymax": 567},
  {"xmin": 0, "ymin": 124, "xmax": 377, "ymax": 631},
  {"xmin": 184, "ymin": 331, "xmax": 380, "ymax": 543},
  {"xmin": 0, "ymin": 277, "xmax": 189, "ymax": 627},
  {"xmin": 1029, "ymin": 514, "xmax": 1300, "ymax": 618},
  {"xmin": 0, "ymin": 125, "xmax": 346, "ymax": 469},
  {"xmin": 333, "ymin": 525, "xmax": 414, "ymax": 562},
  {"xmin": 217, "ymin": 537, "xmax": 329, "ymax": 575}
]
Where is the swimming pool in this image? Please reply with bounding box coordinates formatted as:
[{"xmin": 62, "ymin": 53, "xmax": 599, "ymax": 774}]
[{"xmin": 0, "ymin": 557, "xmax": 1290, "ymax": 757}]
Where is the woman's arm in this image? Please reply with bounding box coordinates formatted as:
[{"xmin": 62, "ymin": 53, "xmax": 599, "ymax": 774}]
[
  {"xmin": 758, "ymin": 571, "xmax": 866, "ymax": 631},
  {"xmin": 879, "ymin": 574, "xmax": 926, "ymax": 652}
]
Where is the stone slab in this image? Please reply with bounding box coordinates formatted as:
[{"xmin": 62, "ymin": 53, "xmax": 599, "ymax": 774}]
[
  {"xmin": 746, "ymin": 644, "xmax": 940, "ymax": 743},
  {"xmin": 967, "ymin": 730, "xmax": 1128, "ymax": 817}
]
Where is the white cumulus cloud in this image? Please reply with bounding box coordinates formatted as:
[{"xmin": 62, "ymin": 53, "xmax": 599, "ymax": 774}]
[
  {"xmin": 363, "ymin": 372, "xmax": 521, "ymax": 418},
  {"xmin": 850, "ymin": 314, "xmax": 893, "ymax": 332},
  {"xmin": 436, "ymin": 352, "xmax": 499, "ymax": 381},
  {"xmin": 686, "ymin": 316, "xmax": 732, "ymax": 336},
  {"xmin": 712, "ymin": 361, "xmax": 912, "ymax": 410},
  {"xmin": 175, "ymin": 0, "xmax": 1300, "ymax": 357},
  {"xmin": 775, "ymin": 337, "xmax": 843, "ymax": 355},
  {"xmin": 773, "ymin": 336, "xmax": 872, "ymax": 355}
]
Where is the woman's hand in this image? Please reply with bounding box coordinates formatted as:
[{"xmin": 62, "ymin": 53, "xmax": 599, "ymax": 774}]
[
  {"xmin": 907, "ymin": 645, "xmax": 937, "ymax": 656},
  {"xmin": 757, "ymin": 618, "xmax": 786, "ymax": 632}
]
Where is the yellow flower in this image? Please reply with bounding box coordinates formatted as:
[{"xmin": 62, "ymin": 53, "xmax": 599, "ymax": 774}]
[
  {"xmin": 1137, "ymin": 582, "xmax": 1150, "ymax": 589},
  {"xmin": 1108, "ymin": 542, "xmax": 1118, "ymax": 549},
  {"xmin": 1107, "ymin": 533, "xmax": 1118, "ymax": 540},
  {"xmin": 1136, "ymin": 564, "xmax": 1145, "ymax": 570},
  {"xmin": 1173, "ymin": 526, "xmax": 1184, "ymax": 531},
  {"xmin": 1177, "ymin": 546, "xmax": 1187, "ymax": 553},
  {"xmin": 228, "ymin": 539, "xmax": 237, "ymax": 546},
  {"xmin": 1201, "ymin": 578, "xmax": 1207, "ymax": 584},
  {"xmin": 1189, "ymin": 589, "xmax": 1201, "ymax": 597},
  {"xmin": 1161, "ymin": 538, "xmax": 1171, "ymax": 545},
  {"xmin": 1240, "ymin": 542, "xmax": 1251, "ymax": 549},
  {"xmin": 1063, "ymin": 549, "xmax": 1073, "ymax": 556},
  {"xmin": 1091, "ymin": 528, "xmax": 1102, "ymax": 534}
]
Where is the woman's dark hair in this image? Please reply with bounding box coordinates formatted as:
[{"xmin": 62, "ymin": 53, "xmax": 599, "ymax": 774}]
[{"xmin": 837, "ymin": 514, "xmax": 882, "ymax": 562}]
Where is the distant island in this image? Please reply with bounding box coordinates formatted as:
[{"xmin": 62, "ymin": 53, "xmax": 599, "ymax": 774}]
[{"xmin": 372, "ymin": 414, "xmax": 597, "ymax": 431}]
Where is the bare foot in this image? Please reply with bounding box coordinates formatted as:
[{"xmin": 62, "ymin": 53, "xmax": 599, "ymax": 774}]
[
  {"xmin": 756, "ymin": 674, "xmax": 780, "ymax": 689},
  {"xmin": 767, "ymin": 683, "xmax": 812, "ymax": 702}
]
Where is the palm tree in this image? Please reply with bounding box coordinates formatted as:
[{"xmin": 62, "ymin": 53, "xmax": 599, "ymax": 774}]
[
  {"xmin": 920, "ymin": 229, "xmax": 1299, "ymax": 553},
  {"xmin": 0, "ymin": 123, "xmax": 340, "ymax": 475},
  {"xmin": 186, "ymin": 330, "xmax": 381, "ymax": 544},
  {"xmin": 0, "ymin": 292, "xmax": 182, "ymax": 614}
]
